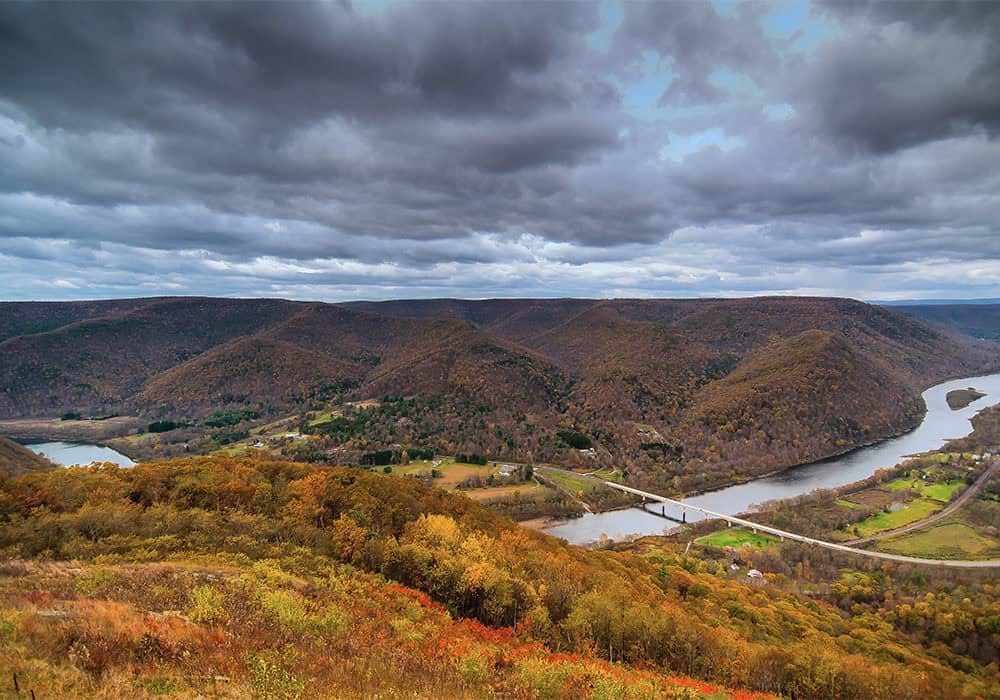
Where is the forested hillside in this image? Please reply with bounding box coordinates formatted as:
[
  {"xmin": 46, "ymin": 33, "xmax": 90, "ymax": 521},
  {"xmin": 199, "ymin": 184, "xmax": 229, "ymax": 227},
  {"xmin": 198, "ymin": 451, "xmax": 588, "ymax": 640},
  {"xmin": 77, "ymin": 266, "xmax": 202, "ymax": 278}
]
[
  {"xmin": 344, "ymin": 297, "xmax": 999, "ymax": 491},
  {"xmin": 1, "ymin": 457, "xmax": 996, "ymax": 698},
  {"xmin": 0, "ymin": 296, "xmax": 997, "ymax": 493}
]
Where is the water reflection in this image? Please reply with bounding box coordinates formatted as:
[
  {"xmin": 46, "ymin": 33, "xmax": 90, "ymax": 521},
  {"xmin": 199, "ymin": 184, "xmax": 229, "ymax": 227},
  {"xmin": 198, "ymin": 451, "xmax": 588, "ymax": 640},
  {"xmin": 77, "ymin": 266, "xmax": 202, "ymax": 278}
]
[{"xmin": 26, "ymin": 441, "xmax": 135, "ymax": 468}]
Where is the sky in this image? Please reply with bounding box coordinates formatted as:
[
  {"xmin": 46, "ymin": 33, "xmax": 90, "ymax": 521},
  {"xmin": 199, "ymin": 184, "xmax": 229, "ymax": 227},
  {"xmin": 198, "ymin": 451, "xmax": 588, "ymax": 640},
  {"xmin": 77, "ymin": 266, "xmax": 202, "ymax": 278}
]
[{"xmin": 1, "ymin": 0, "xmax": 998, "ymax": 302}]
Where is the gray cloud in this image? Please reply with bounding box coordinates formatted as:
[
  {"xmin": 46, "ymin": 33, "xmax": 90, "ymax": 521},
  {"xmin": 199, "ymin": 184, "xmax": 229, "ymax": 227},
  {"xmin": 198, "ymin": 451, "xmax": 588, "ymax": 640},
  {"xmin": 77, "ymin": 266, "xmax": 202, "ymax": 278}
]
[{"xmin": 0, "ymin": 0, "xmax": 997, "ymax": 302}]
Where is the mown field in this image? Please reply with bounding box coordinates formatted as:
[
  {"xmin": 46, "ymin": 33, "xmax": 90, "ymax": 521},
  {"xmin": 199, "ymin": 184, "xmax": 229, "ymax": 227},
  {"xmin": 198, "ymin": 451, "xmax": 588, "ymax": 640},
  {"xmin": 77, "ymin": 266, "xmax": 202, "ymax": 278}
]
[
  {"xmin": 695, "ymin": 528, "xmax": 778, "ymax": 549},
  {"xmin": 876, "ymin": 515, "xmax": 1000, "ymax": 559}
]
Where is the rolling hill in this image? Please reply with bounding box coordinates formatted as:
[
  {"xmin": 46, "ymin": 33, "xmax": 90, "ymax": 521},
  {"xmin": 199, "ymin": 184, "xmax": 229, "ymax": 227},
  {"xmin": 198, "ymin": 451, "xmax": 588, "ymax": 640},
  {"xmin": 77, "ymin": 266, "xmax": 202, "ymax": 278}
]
[{"xmin": 0, "ymin": 296, "xmax": 997, "ymax": 493}]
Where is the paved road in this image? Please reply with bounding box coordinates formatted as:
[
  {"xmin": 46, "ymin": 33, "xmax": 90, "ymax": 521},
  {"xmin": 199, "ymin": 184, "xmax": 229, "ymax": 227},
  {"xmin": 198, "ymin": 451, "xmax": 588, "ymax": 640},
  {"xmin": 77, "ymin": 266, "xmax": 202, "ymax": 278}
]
[
  {"xmin": 845, "ymin": 458, "xmax": 1000, "ymax": 547},
  {"xmin": 595, "ymin": 477, "xmax": 1000, "ymax": 569}
]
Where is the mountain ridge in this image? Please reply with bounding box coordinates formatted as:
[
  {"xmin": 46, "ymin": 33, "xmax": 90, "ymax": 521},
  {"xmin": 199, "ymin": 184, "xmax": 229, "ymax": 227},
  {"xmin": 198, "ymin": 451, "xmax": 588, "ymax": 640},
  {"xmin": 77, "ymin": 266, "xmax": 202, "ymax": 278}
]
[{"xmin": 1, "ymin": 295, "xmax": 997, "ymax": 493}]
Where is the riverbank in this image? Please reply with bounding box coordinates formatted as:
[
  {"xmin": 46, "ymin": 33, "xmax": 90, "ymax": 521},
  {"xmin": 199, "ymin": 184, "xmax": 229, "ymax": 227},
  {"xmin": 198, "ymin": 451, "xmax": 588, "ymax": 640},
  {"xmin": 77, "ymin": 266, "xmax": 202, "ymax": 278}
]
[{"xmin": 0, "ymin": 416, "xmax": 141, "ymax": 444}]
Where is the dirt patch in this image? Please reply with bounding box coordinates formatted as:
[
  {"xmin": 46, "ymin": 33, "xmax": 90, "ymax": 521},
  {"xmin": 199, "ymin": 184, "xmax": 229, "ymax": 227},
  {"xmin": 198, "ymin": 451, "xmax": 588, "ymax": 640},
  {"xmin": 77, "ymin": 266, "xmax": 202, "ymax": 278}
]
[
  {"xmin": 461, "ymin": 484, "xmax": 545, "ymax": 501},
  {"xmin": 842, "ymin": 488, "xmax": 898, "ymax": 510}
]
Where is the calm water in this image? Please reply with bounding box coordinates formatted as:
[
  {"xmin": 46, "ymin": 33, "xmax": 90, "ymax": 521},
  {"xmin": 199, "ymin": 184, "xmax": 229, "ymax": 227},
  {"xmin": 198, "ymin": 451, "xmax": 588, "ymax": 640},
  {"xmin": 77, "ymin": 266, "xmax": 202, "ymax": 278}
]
[
  {"xmin": 546, "ymin": 372, "xmax": 1000, "ymax": 544},
  {"xmin": 26, "ymin": 441, "xmax": 135, "ymax": 468}
]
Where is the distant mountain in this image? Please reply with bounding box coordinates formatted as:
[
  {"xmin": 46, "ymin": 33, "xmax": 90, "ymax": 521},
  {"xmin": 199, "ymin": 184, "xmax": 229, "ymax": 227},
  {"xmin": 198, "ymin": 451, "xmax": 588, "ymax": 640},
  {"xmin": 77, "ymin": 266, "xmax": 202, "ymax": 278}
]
[
  {"xmin": 0, "ymin": 295, "xmax": 997, "ymax": 493},
  {"xmin": 879, "ymin": 298, "xmax": 1000, "ymax": 306},
  {"xmin": 895, "ymin": 304, "xmax": 1000, "ymax": 341},
  {"xmin": 0, "ymin": 437, "xmax": 57, "ymax": 478},
  {"xmin": 0, "ymin": 297, "xmax": 302, "ymax": 416}
]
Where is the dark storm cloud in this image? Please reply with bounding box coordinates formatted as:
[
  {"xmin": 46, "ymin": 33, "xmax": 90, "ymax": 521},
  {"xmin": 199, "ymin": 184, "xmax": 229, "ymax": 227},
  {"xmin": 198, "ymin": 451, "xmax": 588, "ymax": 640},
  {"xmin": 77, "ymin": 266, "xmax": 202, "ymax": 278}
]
[
  {"xmin": 0, "ymin": 0, "xmax": 998, "ymax": 301},
  {"xmin": 806, "ymin": 0, "xmax": 1000, "ymax": 152}
]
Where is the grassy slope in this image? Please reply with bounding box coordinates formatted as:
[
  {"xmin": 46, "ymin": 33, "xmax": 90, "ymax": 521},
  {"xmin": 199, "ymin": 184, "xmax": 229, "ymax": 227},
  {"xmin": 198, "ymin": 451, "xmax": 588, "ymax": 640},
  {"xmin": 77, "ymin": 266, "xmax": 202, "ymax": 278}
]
[{"xmin": 1, "ymin": 559, "xmax": 769, "ymax": 700}]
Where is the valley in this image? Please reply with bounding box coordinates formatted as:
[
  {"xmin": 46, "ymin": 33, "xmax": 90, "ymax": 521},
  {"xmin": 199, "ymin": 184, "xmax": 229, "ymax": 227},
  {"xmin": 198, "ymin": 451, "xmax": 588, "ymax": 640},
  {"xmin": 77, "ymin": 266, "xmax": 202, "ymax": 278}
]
[{"xmin": 2, "ymin": 296, "xmax": 998, "ymax": 498}]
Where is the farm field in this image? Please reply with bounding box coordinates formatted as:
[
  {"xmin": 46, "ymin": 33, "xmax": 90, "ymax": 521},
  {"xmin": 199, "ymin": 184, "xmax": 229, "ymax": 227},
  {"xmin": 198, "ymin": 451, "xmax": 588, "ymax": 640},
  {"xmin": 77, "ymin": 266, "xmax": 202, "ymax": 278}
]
[
  {"xmin": 696, "ymin": 527, "xmax": 778, "ymax": 549},
  {"xmin": 391, "ymin": 458, "xmax": 491, "ymax": 488},
  {"xmin": 536, "ymin": 467, "xmax": 602, "ymax": 494},
  {"xmin": 850, "ymin": 498, "xmax": 942, "ymax": 537},
  {"xmin": 883, "ymin": 477, "xmax": 964, "ymax": 502},
  {"xmin": 461, "ymin": 482, "xmax": 549, "ymax": 501},
  {"xmin": 875, "ymin": 516, "xmax": 1000, "ymax": 559}
]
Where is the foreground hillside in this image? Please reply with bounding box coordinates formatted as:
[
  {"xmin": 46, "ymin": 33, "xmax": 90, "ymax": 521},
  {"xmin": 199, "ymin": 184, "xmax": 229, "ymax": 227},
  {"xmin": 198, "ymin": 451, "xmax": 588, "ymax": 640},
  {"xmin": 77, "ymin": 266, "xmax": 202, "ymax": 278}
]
[
  {"xmin": 0, "ymin": 296, "xmax": 997, "ymax": 494},
  {"xmin": 1, "ymin": 457, "xmax": 996, "ymax": 698}
]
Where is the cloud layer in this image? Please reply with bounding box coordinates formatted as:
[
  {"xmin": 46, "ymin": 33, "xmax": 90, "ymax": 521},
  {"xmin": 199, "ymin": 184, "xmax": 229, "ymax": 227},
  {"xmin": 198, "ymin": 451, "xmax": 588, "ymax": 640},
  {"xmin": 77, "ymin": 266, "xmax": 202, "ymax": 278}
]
[{"xmin": 1, "ymin": 0, "xmax": 998, "ymax": 301}]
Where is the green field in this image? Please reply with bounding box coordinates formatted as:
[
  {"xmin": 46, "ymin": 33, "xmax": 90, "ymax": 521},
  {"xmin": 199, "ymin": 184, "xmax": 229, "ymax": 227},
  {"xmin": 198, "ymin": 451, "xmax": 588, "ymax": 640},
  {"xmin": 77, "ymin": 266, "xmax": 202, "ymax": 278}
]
[
  {"xmin": 307, "ymin": 410, "xmax": 341, "ymax": 427},
  {"xmin": 834, "ymin": 498, "xmax": 858, "ymax": 509},
  {"xmin": 876, "ymin": 519, "xmax": 1000, "ymax": 559},
  {"xmin": 851, "ymin": 498, "xmax": 942, "ymax": 537},
  {"xmin": 392, "ymin": 458, "xmax": 492, "ymax": 488},
  {"xmin": 695, "ymin": 527, "xmax": 778, "ymax": 549},
  {"xmin": 537, "ymin": 468, "xmax": 603, "ymax": 494},
  {"xmin": 589, "ymin": 468, "xmax": 624, "ymax": 483},
  {"xmin": 883, "ymin": 478, "xmax": 963, "ymax": 503}
]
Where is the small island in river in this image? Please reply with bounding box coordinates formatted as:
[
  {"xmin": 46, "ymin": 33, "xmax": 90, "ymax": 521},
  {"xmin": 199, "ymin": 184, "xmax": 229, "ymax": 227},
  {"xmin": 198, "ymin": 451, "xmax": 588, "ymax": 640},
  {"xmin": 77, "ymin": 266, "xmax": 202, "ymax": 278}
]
[{"xmin": 946, "ymin": 387, "xmax": 986, "ymax": 410}]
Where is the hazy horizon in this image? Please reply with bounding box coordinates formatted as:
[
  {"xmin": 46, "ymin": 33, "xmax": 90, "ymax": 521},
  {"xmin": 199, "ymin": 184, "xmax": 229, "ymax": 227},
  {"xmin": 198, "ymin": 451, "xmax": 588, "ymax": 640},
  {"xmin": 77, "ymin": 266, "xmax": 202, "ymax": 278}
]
[{"xmin": 3, "ymin": 292, "xmax": 999, "ymax": 307}]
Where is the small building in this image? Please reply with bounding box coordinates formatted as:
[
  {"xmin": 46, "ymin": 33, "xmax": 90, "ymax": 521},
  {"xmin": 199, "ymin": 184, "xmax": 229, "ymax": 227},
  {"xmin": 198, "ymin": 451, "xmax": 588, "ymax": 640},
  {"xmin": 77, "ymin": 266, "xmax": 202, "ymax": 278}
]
[
  {"xmin": 746, "ymin": 569, "xmax": 763, "ymax": 579},
  {"xmin": 497, "ymin": 463, "xmax": 519, "ymax": 477}
]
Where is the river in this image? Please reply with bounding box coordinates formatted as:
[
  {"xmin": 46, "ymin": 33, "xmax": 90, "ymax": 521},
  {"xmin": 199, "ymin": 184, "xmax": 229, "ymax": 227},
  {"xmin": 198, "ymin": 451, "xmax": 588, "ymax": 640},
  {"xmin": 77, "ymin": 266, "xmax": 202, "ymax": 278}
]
[
  {"xmin": 545, "ymin": 372, "xmax": 1000, "ymax": 545},
  {"xmin": 26, "ymin": 441, "xmax": 135, "ymax": 468}
]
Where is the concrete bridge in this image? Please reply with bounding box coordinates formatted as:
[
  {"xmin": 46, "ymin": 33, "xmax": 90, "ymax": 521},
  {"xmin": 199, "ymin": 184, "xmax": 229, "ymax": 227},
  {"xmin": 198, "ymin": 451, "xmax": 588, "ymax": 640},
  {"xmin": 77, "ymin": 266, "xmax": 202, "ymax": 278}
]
[{"xmin": 598, "ymin": 479, "xmax": 1000, "ymax": 569}]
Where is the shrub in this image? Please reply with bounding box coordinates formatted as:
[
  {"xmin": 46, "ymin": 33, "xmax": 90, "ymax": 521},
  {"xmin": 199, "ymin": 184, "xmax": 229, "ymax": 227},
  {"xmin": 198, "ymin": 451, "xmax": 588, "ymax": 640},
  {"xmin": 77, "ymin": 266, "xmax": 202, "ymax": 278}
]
[
  {"xmin": 556, "ymin": 430, "xmax": 592, "ymax": 450},
  {"xmin": 76, "ymin": 567, "xmax": 117, "ymax": 595},
  {"xmin": 188, "ymin": 585, "xmax": 227, "ymax": 626},
  {"xmin": 247, "ymin": 654, "xmax": 304, "ymax": 700},
  {"xmin": 260, "ymin": 590, "xmax": 307, "ymax": 632}
]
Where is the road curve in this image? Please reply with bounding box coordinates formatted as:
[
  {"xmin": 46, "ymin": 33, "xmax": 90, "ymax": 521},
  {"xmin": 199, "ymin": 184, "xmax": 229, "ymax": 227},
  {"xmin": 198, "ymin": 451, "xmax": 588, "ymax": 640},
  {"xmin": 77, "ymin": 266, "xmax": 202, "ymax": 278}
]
[
  {"xmin": 594, "ymin": 478, "xmax": 1000, "ymax": 568},
  {"xmin": 844, "ymin": 458, "xmax": 1000, "ymax": 547}
]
